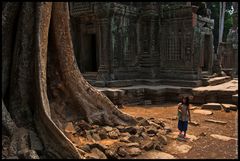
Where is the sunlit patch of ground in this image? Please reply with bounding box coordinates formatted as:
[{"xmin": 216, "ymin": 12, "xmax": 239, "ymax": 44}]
[{"xmin": 121, "ymin": 103, "xmax": 238, "ymax": 159}]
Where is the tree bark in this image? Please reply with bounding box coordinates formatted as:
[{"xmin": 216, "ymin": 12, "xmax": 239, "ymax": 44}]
[{"xmin": 2, "ymin": 2, "xmax": 137, "ymax": 159}]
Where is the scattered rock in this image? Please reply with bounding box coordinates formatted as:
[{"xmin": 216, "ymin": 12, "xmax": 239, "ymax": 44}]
[
  {"xmin": 116, "ymin": 125, "xmax": 125, "ymax": 132},
  {"xmin": 136, "ymin": 117, "xmax": 145, "ymax": 121},
  {"xmin": 210, "ymin": 134, "xmax": 237, "ymax": 141},
  {"xmin": 138, "ymin": 119, "xmax": 150, "ymax": 126},
  {"xmin": 154, "ymin": 143, "xmax": 163, "ymax": 151},
  {"xmin": 91, "ymin": 148, "xmax": 107, "ymax": 159},
  {"xmin": 64, "ymin": 122, "xmax": 76, "ymax": 133},
  {"xmin": 146, "ymin": 127, "xmax": 158, "ymax": 135},
  {"xmin": 202, "ymin": 103, "xmax": 222, "ymax": 110},
  {"xmin": 85, "ymin": 131, "xmax": 93, "ymax": 141},
  {"xmin": 189, "ymin": 121, "xmax": 200, "ymax": 126},
  {"xmin": 92, "ymin": 133, "xmax": 101, "ymax": 141},
  {"xmin": 120, "ymin": 132, "xmax": 131, "ymax": 137},
  {"xmin": 104, "ymin": 149, "xmax": 119, "ymax": 159},
  {"xmin": 122, "ymin": 126, "xmax": 137, "ymax": 135},
  {"xmin": 108, "ymin": 129, "xmax": 119, "ymax": 139},
  {"xmin": 141, "ymin": 140, "xmax": 154, "ymax": 151},
  {"xmin": 98, "ymin": 129, "xmax": 108, "ymax": 140},
  {"xmin": 77, "ymin": 120, "xmax": 92, "ymax": 130},
  {"xmin": 139, "ymin": 131, "xmax": 148, "ymax": 138},
  {"xmin": 157, "ymin": 134, "xmax": 168, "ymax": 145},
  {"xmin": 128, "ymin": 135, "xmax": 141, "ymax": 142},
  {"xmin": 79, "ymin": 144, "xmax": 91, "ymax": 153},
  {"xmin": 193, "ymin": 109, "xmax": 213, "ymax": 115},
  {"xmin": 136, "ymin": 151, "xmax": 176, "ymax": 159},
  {"xmin": 126, "ymin": 142, "xmax": 140, "ymax": 147},
  {"xmin": 104, "ymin": 126, "xmax": 113, "ymax": 132},
  {"xmin": 87, "ymin": 143, "xmax": 108, "ymax": 152},
  {"xmin": 164, "ymin": 126, "xmax": 172, "ymax": 134},
  {"xmin": 221, "ymin": 103, "xmax": 237, "ymax": 111},
  {"xmin": 148, "ymin": 121, "xmax": 161, "ymax": 129},
  {"xmin": 120, "ymin": 137, "xmax": 131, "ymax": 143},
  {"xmin": 126, "ymin": 147, "xmax": 142, "ymax": 157},
  {"xmin": 117, "ymin": 147, "xmax": 127, "ymax": 157},
  {"xmin": 205, "ymin": 119, "xmax": 227, "ymax": 125}
]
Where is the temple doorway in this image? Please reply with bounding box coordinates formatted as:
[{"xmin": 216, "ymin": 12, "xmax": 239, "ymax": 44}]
[
  {"xmin": 84, "ymin": 33, "xmax": 98, "ymax": 72},
  {"xmin": 202, "ymin": 35, "xmax": 211, "ymax": 71}
]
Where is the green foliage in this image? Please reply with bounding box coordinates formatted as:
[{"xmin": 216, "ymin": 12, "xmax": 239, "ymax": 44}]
[{"xmin": 207, "ymin": 2, "xmax": 233, "ymax": 52}]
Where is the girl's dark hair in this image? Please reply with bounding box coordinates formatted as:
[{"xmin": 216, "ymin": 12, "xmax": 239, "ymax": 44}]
[{"xmin": 182, "ymin": 96, "xmax": 189, "ymax": 106}]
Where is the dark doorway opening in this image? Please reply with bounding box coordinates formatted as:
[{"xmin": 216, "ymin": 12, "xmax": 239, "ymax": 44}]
[
  {"xmin": 202, "ymin": 35, "xmax": 210, "ymax": 71},
  {"xmin": 85, "ymin": 34, "xmax": 98, "ymax": 72}
]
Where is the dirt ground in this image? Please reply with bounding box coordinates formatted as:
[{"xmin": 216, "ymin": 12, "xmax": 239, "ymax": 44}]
[{"xmin": 121, "ymin": 103, "xmax": 238, "ymax": 159}]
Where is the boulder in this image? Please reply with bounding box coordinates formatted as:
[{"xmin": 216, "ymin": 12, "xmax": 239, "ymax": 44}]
[
  {"xmin": 104, "ymin": 149, "xmax": 119, "ymax": 159},
  {"xmin": 76, "ymin": 120, "xmax": 92, "ymax": 130},
  {"xmin": 141, "ymin": 140, "xmax": 154, "ymax": 151},
  {"xmin": 205, "ymin": 119, "xmax": 227, "ymax": 125},
  {"xmin": 138, "ymin": 119, "xmax": 150, "ymax": 126},
  {"xmin": 157, "ymin": 134, "xmax": 168, "ymax": 145},
  {"xmin": 116, "ymin": 125, "xmax": 125, "ymax": 132},
  {"xmin": 92, "ymin": 133, "xmax": 101, "ymax": 141},
  {"xmin": 120, "ymin": 137, "xmax": 131, "ymax": 143},
  {"xmin": 79, "ymin": 144, "xmax": 91, "ymax": 153},
  {"xmin": 98, "ymin": 129, "xmax": 108, "ymax": 140},
  {"xmin": 87, "ymin": 143, "xmax": 108, "ymax": 152},
  {"xmin": 125, "ymin": 142, "xmax": 140, "ymax": 147},
  {"xmin": 128, "ymin": 135, "xmax": 141, "ymax": 143},
  {"xmin": 154, "ymin": 143, "xmax": 163, "ymax": 151},
  {"xmin": 221, "ymin": 103, "xmax": 237, "ymax": 111},
  {"xmin": 193, "ymin": 109, "xmax": 213, "ymax": 115},
  {"xmin": 117, "ymin": 147, "xmax": 128, "ymax": 157},
  {"xmin": 108, "ymin": 129, "xmax": 120, "ymax": 139},
  {"xmin": 91, "ymin": 148, "xmax": 107, "ymax": 159},
  {"xmin": 210, "ymin": 134, "xmax": 237, "ymax": 141},
  {"xmin": 126, "ymin": 147, "xmax": 142, "ymax": 157},
  {"xmin": 146, "ymin": 127, "xmax": 158, "ymax": 135},
  {"xmin": 164, "ymin": 126, "xmax": 172, "ymax": 134},
  {"xmin": 136, "ymin": 151, "xmax": 176, "ymax": 159},
  {"xmin": 122, "ymin": 126, "xmax": 138, "ymax": 135},
  {"xmin": 104, "ymin": 126, "xmax": 113, "ymax": 132},
  {"xmin": 201, "ymin": 103, "xmax": 222, "ymax": 110},
  {"xmin": 120, "ymin": 132, "xmax": 131, "ymax": 137}
]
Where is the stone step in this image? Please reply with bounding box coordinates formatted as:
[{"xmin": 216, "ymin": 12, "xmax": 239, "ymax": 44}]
[
  {"xmin": 202, "ymin": 76, "xmax": 232, "ymax": 86},
  {"xmin": 83, "ymin": 72, "xmax": 97, "ymax": 80},
  {"xmin": 221, "ymin": 103, "xmax": 237, "ymax": 111},
  {"xmin": 201, "ymin": 103, "xmax": 222, "ymax": 110},
  {"xmin": 207, "ymin": 76, "xmax": 232, "ymax": 86}
]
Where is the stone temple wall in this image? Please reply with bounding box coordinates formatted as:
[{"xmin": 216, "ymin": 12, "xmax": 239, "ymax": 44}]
[{"xmin": 69, "ymin": 2, "xmax": 215, "ymax": 83}]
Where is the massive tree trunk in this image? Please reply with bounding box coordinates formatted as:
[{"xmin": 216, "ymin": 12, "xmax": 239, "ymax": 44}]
[{"xmin": 2, "ymin": 2, "xmax": 136, "ymax": 159}]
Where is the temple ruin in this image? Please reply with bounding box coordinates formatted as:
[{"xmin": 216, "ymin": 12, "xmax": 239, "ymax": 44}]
[{"xmin": 69, "ymin": 2, "xmax": 216, "ymax": 87}]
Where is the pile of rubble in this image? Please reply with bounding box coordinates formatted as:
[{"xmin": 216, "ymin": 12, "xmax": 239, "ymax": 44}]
[{"xmin": 63, "ymin": 117, "xmax": 171, "ymax": 159}]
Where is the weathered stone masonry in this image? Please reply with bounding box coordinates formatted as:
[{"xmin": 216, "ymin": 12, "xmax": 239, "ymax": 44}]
[{"xmin": 69, "ymin": 2, "xmax": 215, "ymax": 86}]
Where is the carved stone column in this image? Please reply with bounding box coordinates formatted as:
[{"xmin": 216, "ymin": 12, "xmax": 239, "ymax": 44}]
[{"xmin": 96, "ymin": 18, "xmax": 110, "ymax": 81}]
